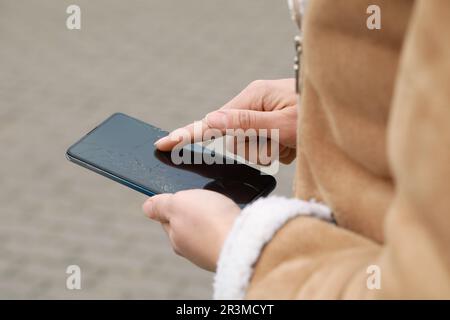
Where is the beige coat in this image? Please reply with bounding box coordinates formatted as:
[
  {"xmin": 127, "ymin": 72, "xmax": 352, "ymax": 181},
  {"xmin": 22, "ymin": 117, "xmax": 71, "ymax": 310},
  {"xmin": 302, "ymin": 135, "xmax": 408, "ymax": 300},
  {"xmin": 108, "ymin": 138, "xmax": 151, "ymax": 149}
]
[{"xmin": 246, "ymin": 0, "xmax": 450, "ymax": 299}]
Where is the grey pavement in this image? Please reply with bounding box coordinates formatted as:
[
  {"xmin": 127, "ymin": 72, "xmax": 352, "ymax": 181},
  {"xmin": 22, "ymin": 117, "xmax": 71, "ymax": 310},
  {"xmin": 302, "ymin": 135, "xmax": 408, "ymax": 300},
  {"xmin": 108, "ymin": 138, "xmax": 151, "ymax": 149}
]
[{"xmin": 0, "ymin": 0, "xmax": 296, "ymax": 299}]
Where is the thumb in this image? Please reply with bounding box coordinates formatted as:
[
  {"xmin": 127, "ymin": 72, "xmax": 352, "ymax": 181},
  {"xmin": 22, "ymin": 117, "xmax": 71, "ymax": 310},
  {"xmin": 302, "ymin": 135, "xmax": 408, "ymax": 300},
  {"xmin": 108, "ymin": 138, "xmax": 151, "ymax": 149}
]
[
  {"xmin": 142, "ymin": 194, "xmax": 173, "ymax": 222},
  {"xmin": 206, "ymin": 109, "xmax": 281, "ymax": 131}
]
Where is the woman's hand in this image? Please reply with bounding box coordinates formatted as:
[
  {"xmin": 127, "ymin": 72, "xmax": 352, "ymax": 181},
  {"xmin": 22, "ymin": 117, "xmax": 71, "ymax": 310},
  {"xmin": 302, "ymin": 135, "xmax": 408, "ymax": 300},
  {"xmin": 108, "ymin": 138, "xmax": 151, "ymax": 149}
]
[
  {"xmin": 155, "ymin": 79, "xmax": 298, "ymax": 164},
  {"xmin": 143, "ymin": 79, "xmax": 297, "ymax": 270},
  {"xmin": 142, "ymin": 190, "xmax": 240, "ymax": 271}
]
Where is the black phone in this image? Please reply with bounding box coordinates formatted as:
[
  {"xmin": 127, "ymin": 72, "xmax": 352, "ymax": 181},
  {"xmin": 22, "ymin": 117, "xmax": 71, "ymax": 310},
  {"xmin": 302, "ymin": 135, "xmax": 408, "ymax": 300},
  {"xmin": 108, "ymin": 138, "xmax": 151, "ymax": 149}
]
[{"xmin": 66, "ymin": 113, "xmax": 276, "ymax": 206}]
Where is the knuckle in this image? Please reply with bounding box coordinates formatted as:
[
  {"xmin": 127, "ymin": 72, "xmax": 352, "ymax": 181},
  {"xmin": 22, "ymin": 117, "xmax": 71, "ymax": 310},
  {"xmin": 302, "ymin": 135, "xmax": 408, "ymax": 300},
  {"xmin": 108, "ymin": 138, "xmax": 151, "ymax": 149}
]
[
  {"xmin": 151, "ymin": 199, "xmax": 162, "ymax": 216},
  {"xmin": 249, "ymin": 79, "xmax": 266, "ymax": 90},
  {"xmin": 247, "ymin": 80, "xmax": 270, "ymax": 107},
  {"xmin": 154, "ymin": 195, "xmax": 167, "ymax": 212},
  {"xmin": 152, "ymin": 194, "xmax": 174, "ymax": 220},
  {"xmin": 238, "ymin": 111, "xmax": 254, "ymax": 129},
  {"xmin": 250, "ymin": 79, "xmax": 271, "ymax": 94},
  {"xmin": 171, "ymin": 242, "xmax": 182, "ymax": 256}
]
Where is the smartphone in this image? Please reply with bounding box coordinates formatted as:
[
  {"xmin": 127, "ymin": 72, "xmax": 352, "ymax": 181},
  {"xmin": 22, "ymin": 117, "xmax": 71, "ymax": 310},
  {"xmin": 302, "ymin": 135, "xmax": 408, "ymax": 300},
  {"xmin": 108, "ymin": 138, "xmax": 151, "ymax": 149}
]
[{"xmin": 66, "ymin": 113, "xmax": 276, "ymax": 206}]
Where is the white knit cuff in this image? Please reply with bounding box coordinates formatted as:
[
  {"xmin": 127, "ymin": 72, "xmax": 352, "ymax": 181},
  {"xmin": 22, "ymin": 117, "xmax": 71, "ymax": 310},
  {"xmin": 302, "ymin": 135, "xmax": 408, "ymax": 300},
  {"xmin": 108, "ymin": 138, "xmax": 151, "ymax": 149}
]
[{"xmin": 213, "ymin": 196, "xmax": 333, "ymax": 300}]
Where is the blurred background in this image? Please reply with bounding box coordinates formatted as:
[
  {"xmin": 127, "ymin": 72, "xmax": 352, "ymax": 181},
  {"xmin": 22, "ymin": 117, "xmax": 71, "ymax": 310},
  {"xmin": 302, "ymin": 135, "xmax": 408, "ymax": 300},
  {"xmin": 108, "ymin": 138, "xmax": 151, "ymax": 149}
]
[{"xmin": 0, "ymin": 0, "xmax": 296, "ymax": 299}]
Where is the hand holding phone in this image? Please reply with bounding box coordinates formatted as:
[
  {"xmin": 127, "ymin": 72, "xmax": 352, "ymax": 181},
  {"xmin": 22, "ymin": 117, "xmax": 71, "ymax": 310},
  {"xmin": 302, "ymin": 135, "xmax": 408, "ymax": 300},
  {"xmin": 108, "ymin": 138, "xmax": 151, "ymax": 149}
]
[{"xmin": 142, "ymin": 188, "xmax": 240, "ymax": 271}]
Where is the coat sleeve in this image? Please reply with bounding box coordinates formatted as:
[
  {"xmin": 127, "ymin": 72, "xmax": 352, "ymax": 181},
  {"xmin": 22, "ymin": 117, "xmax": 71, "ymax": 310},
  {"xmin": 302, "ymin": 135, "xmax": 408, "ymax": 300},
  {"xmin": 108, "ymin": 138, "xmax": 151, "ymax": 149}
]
[
  {"xmin": 213, "ymin": 196, "xmax": 334, "ymax": 299},
  {"xmin": 216, "ymin": 0, "xmax": 450, "ymax": 299}
]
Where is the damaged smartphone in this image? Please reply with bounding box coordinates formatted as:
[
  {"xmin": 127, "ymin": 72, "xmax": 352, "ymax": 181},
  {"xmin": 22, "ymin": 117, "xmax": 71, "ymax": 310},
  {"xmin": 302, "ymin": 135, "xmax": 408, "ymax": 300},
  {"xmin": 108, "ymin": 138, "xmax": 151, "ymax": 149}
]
[{"xmin": 66, "ymin": 113, "xmax": 276, "ymax": 206}]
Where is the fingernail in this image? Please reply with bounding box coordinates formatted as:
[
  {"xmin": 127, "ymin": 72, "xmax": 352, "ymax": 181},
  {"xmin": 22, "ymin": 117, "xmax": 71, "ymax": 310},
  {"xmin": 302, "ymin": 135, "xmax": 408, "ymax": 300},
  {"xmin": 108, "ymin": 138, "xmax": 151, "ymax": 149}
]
[
  {"xmin": 206, "ymin": 111, "xmax": 227, "ymax": 129},
  {"xmin": 154, "ymin": 136, "xmax": 167, "ymax": 146},
  {"xmin": 142, "ymin": 199, "xmax": 153, "ymax": 218},
  {"xmin": 154, "ymin": 132, "xmax": 183, "ymax": 147}
]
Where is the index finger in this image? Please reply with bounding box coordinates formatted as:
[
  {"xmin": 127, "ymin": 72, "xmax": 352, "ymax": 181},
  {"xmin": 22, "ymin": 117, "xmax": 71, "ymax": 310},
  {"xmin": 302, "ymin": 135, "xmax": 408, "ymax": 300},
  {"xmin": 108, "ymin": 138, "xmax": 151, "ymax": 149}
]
[{"xmin": 155, "ymin": 120, "xmax": 209, "ymax": 151}]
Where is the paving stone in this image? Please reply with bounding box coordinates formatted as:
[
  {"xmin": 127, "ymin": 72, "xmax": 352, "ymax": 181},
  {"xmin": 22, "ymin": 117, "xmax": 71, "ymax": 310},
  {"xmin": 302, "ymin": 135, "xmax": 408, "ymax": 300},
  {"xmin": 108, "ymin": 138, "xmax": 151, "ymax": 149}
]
[{"xmin": 0, "ymin": 0, "xmax": 296, "ymax": 299}]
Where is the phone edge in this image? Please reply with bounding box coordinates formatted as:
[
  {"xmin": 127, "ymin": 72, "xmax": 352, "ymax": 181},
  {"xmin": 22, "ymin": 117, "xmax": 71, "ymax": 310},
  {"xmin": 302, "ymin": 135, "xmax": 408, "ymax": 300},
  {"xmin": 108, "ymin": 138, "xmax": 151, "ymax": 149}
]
[
  {"xmin": 66, "ymin": 112, "xmax": 277, "ymax": 202},
  {"xmin": 66, "ymin": 151, "xmax": 156, "ymax": 197}
]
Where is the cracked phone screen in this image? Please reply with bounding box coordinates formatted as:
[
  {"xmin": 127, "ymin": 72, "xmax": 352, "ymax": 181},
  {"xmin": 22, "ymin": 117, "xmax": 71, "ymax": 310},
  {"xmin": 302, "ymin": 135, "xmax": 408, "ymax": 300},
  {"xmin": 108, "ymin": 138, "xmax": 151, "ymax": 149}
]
[{"xmin": 67, "ymin": 113, "xmax": 276, "ymax": 205}]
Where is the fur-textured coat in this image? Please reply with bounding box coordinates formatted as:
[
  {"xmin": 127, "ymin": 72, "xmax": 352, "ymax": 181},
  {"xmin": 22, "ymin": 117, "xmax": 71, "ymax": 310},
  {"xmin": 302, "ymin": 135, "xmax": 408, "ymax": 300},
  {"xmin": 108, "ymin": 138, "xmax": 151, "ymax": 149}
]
[{"xmin": 214, "ymin": 0, "xmax": 450, "ymax": 299}]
